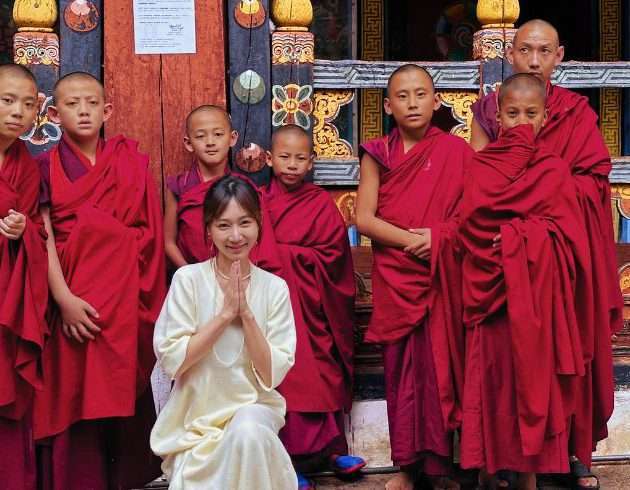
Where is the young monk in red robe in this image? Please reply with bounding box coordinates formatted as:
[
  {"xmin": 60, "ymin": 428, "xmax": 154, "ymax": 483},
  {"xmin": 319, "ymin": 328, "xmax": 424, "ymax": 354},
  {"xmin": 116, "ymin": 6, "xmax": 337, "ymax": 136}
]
[
  {"xmin": 460, "ymin": 73, "xmax": 594, "ymax": 490},
  {"xmin": 34, "ymin": 72, "xmax": 166, "ymax": 490},
  {"xmin": 0, "ymin": 64, "xmax": 48, "ymax": 490},
  {"xmin": 263, "ymin": 125, "xmax": 364, "ymax": 489},
  {"xmin": 164, "ymin": 105, "xmax": 286, "ymax": 282},
  {"xmin": 164, "ymin": 105, "xmax": 237, "ymax": 267},
  {"xmin": 356, "ymin": 64, "xmax": 471, "ymax": 490},
  {"xmin": 470, "ymin": 20, "xmax": 621, "ymax": 490}
]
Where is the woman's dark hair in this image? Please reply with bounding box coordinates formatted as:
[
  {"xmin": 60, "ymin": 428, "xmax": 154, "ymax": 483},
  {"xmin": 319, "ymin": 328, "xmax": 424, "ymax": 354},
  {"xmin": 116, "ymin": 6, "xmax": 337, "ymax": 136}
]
[{"xmin": 203, "ymin": 175, "xmax": 262, "ymax": 232}]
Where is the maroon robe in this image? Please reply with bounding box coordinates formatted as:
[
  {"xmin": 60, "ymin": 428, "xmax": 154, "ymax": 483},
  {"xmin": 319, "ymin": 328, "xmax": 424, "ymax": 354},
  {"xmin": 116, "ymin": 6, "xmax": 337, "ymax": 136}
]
[
  {"xmin": 472, "ymin": 86, "xmax": 622, "ymax": 465},
  {"xmin": 0, "ymin": 140, "xmax": 48, "ymax": 490},
  {"xmin": 264, "ymin": 178, "xmax": 355, "ymax": 456},
  {"xmin": 360, "ymin": 127, "xmax": 470, "ymax": 473},
  {"xmin": 167, "ymin": 162, "xmax": 228, "ymax": 264},
  {"xmin": 35, "ymin": 135, "xmax": 165, "ymax": 489},
  {"xmin": 459, "ymin": 124, "xmax": 593, "ymax": 474},
  {"xmin": 166, "ymin": 165, "xmax": 287, "ymax": 278}
]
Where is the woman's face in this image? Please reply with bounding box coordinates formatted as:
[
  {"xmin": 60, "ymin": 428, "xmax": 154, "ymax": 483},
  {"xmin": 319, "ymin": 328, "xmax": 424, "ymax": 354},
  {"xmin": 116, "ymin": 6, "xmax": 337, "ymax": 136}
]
[{"xmin": 208, "ymin": 198, "xmax": 259, "ymax": 263}]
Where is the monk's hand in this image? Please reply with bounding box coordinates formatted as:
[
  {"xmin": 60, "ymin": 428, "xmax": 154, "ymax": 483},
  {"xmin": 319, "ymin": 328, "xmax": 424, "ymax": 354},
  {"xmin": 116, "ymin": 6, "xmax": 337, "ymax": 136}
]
[
  {"xmin": 404, "ymin": 228, "xmax": 432, "ymax": 260},
  {"xmin": 58, "ymin": 293, "xmax": 101, "ymax": 343},
  {"xmin": 493, "ymin": 233, "xmax": 502, "ymax": 248},
  {"xmin": 220, "ymin": 262, "xmax": 240, "ymax": 323},
  {"xmin": 0, "ymin": 209, "xmax": 26, "ymax": 240}
]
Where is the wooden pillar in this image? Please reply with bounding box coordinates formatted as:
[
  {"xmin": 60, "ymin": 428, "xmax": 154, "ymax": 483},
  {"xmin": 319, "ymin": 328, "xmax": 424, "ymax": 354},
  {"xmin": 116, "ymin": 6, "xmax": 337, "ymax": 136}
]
[
  {"xmin": 59, "ymin": 0, "xmax": 102, "ymax": 78},
  {"xmin": 270, "ymin": 0, "xmax": 315, "ymax": 153},
  {"xmin": 227, "ymin": 0, "xmax": 272, "ymax": 184},
  {"xmin": 104, "ymin": 0, "xmax": 226, "ymax": 190},
  {"xmin": 624, "ymin": 0, "xmax": 630, "ymax": 155},
  {"xmin": 12, "ymin": 0, "xmax": 61, "ymax": 156},
  {"xmin": 472, "ymin": 0, "xmax": 520, "ymax": 94}
]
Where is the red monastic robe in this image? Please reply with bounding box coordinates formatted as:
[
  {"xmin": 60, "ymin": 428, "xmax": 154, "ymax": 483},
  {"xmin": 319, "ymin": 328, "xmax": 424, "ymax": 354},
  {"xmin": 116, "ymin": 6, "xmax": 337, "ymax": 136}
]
[
  {"xmin": 167, "ymin": 163, "xmax": 228, "ymax": 264},
  {"xmin": 360, "ymin": 127, "xmax": 469, "ymax": 472},
  {"xmin": 167, "ymin": 165, "xmax": 286, "ymax": 276},
  {"xmin": 459, "ymin": 124, "xmax": 593, "ymax": 474},
  {"xmin": 34, "ymin": 135, "xmax": 166, "ymax": 489},
  {"xmin": 264, "ymin": 178, "xmax": 355, "ymax": 455},
  {"xmin": 472, "ymin": 86, "xmax": 622, "ymax": 465},
  {"xmin": 0, "ymin": 140, "xmax": 48, "ymax": 490}
]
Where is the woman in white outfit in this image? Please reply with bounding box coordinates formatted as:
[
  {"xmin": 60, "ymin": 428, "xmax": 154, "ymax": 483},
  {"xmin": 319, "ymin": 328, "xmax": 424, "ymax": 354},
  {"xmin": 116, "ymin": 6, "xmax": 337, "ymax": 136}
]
[{"xmin": 151, "ymin": 175, "xmax": 298, "ymax": 490}]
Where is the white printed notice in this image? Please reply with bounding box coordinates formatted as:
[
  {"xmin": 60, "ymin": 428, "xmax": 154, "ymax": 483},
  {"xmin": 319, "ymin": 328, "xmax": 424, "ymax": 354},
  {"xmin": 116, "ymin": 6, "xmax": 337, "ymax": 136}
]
[{"xmin": 133, "ymin": 0, "xmax": 196, "ymax": 54}]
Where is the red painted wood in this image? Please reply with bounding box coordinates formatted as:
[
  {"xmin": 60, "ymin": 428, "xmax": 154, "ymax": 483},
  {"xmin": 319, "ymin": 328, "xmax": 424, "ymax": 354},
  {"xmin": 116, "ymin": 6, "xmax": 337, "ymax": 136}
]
[
  {"xmin": 103, "ymin": 0, "xmax": 227, "ymax": 194},
  {"xmin": 161, "ymin": 0, "xmax": 227, "ymax": 181}
]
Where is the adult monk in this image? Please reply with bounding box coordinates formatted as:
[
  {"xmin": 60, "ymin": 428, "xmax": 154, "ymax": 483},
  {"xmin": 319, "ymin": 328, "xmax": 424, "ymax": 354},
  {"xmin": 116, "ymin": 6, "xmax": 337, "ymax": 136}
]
[
  {"xmin": 470, "ymin": 20, "xmax": 622, "ymax": 490},
  {"xmin": 0, "ymin": 63, "xmax": 47, "ymax": 490},
  {"xmin": 34, "ymin": 72, "xmax": 166, "ymax": 490},
  {"xmin": 460, "ymin": 73, "xmax": 594, "ymax": 490},
  {"xmin": 356, "ymin": 64, "xmax": 471, "ymax": 490},
  {"xmin": 264, "ymin": 125, "xmax": 364, "ymax": 489},
  {"xmin": 164, "ymin": 105, "xmax": 236, "ymax": 267}
]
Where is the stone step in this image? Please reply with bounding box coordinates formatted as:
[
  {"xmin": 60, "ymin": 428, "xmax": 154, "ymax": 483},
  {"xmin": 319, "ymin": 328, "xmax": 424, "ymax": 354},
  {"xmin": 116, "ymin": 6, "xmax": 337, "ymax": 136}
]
[
  {"xmin": 314, "ymin": 465, "xmax": 630, "ymax": 489},
  {"xmin": 141, "ymin": 464, "xmax": 630, "ymax": 489}
]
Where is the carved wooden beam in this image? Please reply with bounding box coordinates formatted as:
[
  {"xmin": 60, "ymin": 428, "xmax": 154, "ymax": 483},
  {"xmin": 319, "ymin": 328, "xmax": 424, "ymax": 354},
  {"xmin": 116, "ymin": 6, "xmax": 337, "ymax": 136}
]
[
  {"xmin": 313, "ymin": 60, "xmax": 480, "ymax": 90},
  {"xmin": 553, "ymin": 62, "xmax": 630, "ymax": 88},
  {"xmin": 611, "ymin": 158, "xmax": 630, "ymax": 183},
  {"xmin": 313, "ymin": 60, "xmax": 630, "ymax": 90}
]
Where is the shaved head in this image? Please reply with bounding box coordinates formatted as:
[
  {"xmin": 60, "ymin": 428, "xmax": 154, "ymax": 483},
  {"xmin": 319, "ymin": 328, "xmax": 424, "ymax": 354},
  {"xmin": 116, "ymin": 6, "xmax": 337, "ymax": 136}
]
[
  {"xmin": 507, "ymin": 19, "xmax": 564, "ymax": 83},
  {"xmin": 0, "ymin": 63, "xmax": 37, "ymax": 88},
  {"xmin": 497, "ymin": 73, "xmax": 547, "ymax": 136},
  {"xmin": 498, "ymin": 73, "xmax": 546, "ymax": 108},
  {"xmin": 387, "ymin": 64, "xmax": 435, "ymax": 96},
  {"xmin": 186, "ymin": 104, "xmax": 231, "ymax": 133},
  {"xmin": 271, "ymin": 124, "xmax": 313, "ymax": 152},
  {"xmin": 513, "ymin": 19, "xmax": 560, "ymax": 48},
  {"xmin": 53, "ymin": 72, "xmax": 104, "ymax": 102}
]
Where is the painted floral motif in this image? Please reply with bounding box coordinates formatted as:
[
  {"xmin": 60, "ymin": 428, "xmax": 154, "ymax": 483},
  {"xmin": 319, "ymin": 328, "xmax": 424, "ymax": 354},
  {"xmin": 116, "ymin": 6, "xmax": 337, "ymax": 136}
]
[
  {"xmin": 271, "ymin": 83, "xmax": 313, "ymax": 130},
  {"xmin": 20, "ymin": 93, "xmax": 62, "ymax": 146}
]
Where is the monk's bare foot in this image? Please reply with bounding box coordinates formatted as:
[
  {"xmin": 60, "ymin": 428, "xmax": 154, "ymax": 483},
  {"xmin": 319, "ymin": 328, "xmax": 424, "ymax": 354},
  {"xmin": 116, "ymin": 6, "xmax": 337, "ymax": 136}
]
[
  {"xmin": 577, "ymin": 476, "xmax": 599, "ymax": 488},
  {"xmin": 570, "ymin": 456, "xmax": 600, "ymax": 489},
  {"xmin": 385, "ymin": 472, "xmax": 414, "ymax": 490},
  {"xmin": 428, "ymin": 475, "xmax": 460, "ymax": 490}
]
